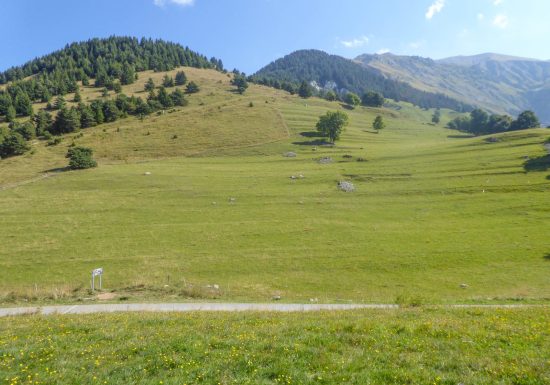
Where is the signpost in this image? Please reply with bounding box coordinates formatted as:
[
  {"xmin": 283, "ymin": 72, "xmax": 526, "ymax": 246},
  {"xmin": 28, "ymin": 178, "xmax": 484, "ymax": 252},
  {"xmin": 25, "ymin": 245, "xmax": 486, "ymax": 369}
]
[{"xmin": 91, "ymin": 268, "xmax": 103, "ymax": 291}]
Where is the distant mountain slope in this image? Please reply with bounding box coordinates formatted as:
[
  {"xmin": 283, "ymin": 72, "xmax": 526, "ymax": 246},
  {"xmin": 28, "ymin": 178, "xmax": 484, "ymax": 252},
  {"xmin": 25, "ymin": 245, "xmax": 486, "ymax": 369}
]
[
  {"xmin": 355, "ymin": 52, "xmax": 550, "ymax": 123},
  {"xmin": 439, "ymin": 53, "xmax": 542, "ymax": 66},
  {"xmin": 253, "ymin": 50, "xmax": 473, "ymax": 112}
]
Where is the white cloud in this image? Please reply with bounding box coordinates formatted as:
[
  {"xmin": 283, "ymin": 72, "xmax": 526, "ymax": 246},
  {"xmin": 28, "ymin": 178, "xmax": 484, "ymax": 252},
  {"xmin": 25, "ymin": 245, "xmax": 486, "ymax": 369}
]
[
  {"xmin": 477, "ymin": 13, "xmax": 485, "ymax": 21},
  {"xmin": 154, "ymin": 0, "xmax": 194, "ymax": 7},
  {"xmin": 377, "ymin": 48, "xmax": 390, "ymax": 54},
  {"xmin": 492, "ymin": 14, "xmax": 509, "ymax": 28},
  {"xmin": 340, "ymin": 36, "xmax": 369, "ymax": 48},
  {"xmin": 493, "ymin": 0, "xmax": 503, "ymax": 5},
  {"xmin": 408, "ymin": 40, "xmax": 425, "ymax": 50},
  {"xmin": 425, "ymin": 0, "xmax": 445, "ymax": 20}
]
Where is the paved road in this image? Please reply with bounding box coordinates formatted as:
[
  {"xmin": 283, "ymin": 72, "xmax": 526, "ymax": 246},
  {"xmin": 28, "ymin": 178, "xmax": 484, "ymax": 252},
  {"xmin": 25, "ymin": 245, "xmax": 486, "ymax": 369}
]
[{"xmin": 0, "ymin": 303, "xmax": 545, "ymax": 317}]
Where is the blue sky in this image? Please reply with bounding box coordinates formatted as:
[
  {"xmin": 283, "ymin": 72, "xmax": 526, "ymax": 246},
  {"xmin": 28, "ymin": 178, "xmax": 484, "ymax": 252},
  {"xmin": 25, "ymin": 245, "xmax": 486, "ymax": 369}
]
[{"xmin": 1, "ymin": 0, "xmax": 549, "ymax": 74}]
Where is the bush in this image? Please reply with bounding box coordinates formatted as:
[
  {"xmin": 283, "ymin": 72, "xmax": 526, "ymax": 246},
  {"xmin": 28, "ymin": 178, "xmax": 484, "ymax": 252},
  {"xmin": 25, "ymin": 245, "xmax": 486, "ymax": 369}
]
[
  {"xmin": 47, "ymin": 137, "xmax": 63, "ymax": 146},
  {"xmin": 66, "ymin": 146, "xmax": 97, "ymax": 169},
  {"xmin": 0, "ymin": 132, "xmax": 30, "ymax": 158}
]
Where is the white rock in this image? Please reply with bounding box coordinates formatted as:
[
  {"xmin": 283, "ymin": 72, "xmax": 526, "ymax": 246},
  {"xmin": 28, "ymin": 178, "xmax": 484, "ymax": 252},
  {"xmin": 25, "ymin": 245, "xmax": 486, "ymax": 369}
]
[{"xmin": 338, "ymin": 181, "xmax": 355, "ymax": 192}]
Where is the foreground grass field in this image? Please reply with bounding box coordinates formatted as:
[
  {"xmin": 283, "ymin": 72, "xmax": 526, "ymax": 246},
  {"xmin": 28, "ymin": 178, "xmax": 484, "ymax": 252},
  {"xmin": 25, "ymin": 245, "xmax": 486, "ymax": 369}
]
[
  {"xmin": 1, "ymin": 308, "xmax": 548, "ymax": 384},
  {"xmin": 0, "ymin": 68, "xmax": 549, "ymax": 304}
]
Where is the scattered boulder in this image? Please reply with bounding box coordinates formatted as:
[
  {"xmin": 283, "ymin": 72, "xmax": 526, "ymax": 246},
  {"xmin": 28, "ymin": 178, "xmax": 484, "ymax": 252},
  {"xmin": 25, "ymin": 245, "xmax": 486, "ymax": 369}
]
[
  {"xmin": 228, "ymin": 197, "xmax": 236, "ymax": 203},
  {"xmin": 283, "ymin": 152, "xmax": 297, "ymax": 158},
  {"xmin": 356, "ymin": 157, "xmax": 367, "ymax": 162},
  {"xmin": 318, "ymin": 157, "xmax": 333, "ymax": 164},
  {"xmin": 460, "ymin": 283, "xmax": 468, "ymax": 289},
  {"xmin": 272, "ymin": 295, "xmax": 281, "ymax": 301},
  {"xmin": 144, "ymin": 172, "xmax": 151, "ymax": 175},
  {"xmin": 485, "ymin": 137, "xmax": 500, "ymax": 143},
  {"xmin": 343, "ymin": 154, "xmax": 353, "ymax": 159},
  {"xmin": 290, "ymin": 175, "xmax": 297, "ymax": 180},
  {"xmin": 338, "ymin": 181, "xmax": 355, "ymax": 192}
]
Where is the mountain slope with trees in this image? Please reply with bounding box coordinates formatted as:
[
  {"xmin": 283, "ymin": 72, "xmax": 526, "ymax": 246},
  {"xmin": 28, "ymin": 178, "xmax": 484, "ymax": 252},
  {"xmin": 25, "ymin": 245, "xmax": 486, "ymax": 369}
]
[{"xmin": 253, "ymin": 50, "xmax": 473, "ymax": 112}]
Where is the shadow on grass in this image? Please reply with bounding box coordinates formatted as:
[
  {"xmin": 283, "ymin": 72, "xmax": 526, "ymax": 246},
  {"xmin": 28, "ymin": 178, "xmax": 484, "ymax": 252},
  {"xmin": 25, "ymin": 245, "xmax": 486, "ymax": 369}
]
[
  {"xmin": 293, "ymin": 139, "xmax": 332, "ymax": 146},
  {"xmin": 544, "ymin": 253, "xmax": 550, "ymax": 261},
  {"xmin": 299, "ymin": 131, "xmax": 324, "ymax": 138},
  {"xmin": 523, "ymin": 155, "xmax": 550, "ymax": 172},
  {"xmin": 44, "ymin": 166, "xmax": 71, "ymax": 173},
  {"xmin": 293, "ymin": 131, "xmax": 331, "ymax": 146},
  {"xmin": 339, "ymin": 103, "xmax": 355, "ymax": 110}
]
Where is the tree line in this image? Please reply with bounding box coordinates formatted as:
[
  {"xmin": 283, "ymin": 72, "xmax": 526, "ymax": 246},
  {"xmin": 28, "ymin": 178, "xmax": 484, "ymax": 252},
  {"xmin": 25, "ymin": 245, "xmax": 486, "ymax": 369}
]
[{"xmin": 447, "ymin": 109, "xmax": 540, "ymax": 135}]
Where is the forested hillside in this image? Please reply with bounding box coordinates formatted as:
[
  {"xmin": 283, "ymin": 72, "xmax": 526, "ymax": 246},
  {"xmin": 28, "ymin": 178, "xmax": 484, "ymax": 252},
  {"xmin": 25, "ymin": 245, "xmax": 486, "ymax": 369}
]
[
  {"xmin": 0, "ymin": 36, "xmax": 222, "ymax": 121},
  {"xmin": 253, "ymin": 50, "xmax": 473, "ymax": 112}
]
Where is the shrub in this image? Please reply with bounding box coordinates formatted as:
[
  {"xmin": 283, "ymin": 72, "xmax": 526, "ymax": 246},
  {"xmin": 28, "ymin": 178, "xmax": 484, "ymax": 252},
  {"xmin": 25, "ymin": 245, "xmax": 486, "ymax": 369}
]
[{"xmin": 66, "ymin": 146, "xmax": 97, "ymax": 169}]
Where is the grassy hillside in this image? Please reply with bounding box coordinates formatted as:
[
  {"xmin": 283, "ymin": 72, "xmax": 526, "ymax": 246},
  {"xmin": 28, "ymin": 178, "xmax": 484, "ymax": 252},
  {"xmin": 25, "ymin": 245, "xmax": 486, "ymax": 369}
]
[
  {"xmin": 0, "ymin": 67, "xmax": 290, "ymax": 185},
  {"xmin": 1, "ymin": 308, "xmax": 548, "ymax": 384},
  {"xmin": 0, "ymin": 67, "xmax": 549, "ymax": 304}
]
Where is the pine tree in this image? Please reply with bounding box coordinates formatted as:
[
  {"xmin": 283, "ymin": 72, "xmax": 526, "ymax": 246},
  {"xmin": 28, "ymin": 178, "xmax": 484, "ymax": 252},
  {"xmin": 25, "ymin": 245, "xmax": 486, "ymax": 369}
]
[
  {"xmin": 54, "ymin": 96, "xmax": 66, "ymax": 110},
  {"xmin": 170, "ymin": 88, "xmax": 187, "ymax": 106},
  {"xmin": 73, "ymin": 89, "xmax": 82, "ymax": 103},
  {"xmin": 113, "ymin": 81, "xmax": 122, "ymax": 94},
  {"xmin": 162, "ymin": 74, "xmax": 174, "ymax": 88},
  {"xmin": 52, "ymin": 107, "xmax": 81, "ymax": 134},
  {"xmin": 33, "ymin": 110, "xmax": 53, "ymax": 134},
  {"xmin": 0, "ymin": 132, "xmax": 29, "ymax": 158},
  {"xmin": 175, "ymin": 71, "xmax": 187, "ymax": 86},
  {"xmin": 145, "ymin": 78, "xmax": 155, "ymax": 92},
  {"xmin": 157, "ymin": 86, "xmax": 173, "ymax": 108},
  {"xmin": 185, "ymin": 81, "xmax": 199, "ymax": 94},
  {"xmin": 6, "ymin": 105, "xmax": 16, "ymax": 122},
  {"xmin": 120, "ymin": 63, "xmax": 135, "ymax": 85},
  {"xmin": 14, "ymin": 92, "xmax": 33, "ymax": 116}
]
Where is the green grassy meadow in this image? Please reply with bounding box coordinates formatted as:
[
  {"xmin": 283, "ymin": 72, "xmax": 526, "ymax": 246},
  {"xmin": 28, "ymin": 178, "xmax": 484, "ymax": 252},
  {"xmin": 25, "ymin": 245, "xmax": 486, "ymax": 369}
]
[
  {"xmin": 0, "ymin": 68, "xmax": 549, "ymax": 304},
  {"xmin": 1, "ymin": 308, "xmax": 548, "ymax": 384}
]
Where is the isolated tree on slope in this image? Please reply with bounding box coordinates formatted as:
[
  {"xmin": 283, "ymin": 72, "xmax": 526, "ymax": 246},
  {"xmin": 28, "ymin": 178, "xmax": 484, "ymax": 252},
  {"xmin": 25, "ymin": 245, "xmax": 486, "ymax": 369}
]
[
  {"xmin": 185, "ymin": 81, "xmax": 200, "ymax": 94},
  {"xmin": 373, "ymin": 115, "xmax": 385, "ymax": 132},
  {"xmin": 345, "ymin": 92, "xmax": 361, "ymax": 109},
  {"xmin": 66, "ymin": 146, "xmax": 97, "ymax": 170},
  {"xmin": 232, "ymin": 74, "xmax": 249, "ymax": 94},
  {"xmin": 144, "ymin": 78, "xmax": 155, "ymax": 92},
  {"xmin": 432, "ymin": 109, "xmax": 441, "ymax": 124},
  {"xmin": 175, "ymin": 71, "xmax": 187, "ymax": 86},
  {"xmin": 316, "ymin": 110, "xmax": 349, "ymax": 143}
]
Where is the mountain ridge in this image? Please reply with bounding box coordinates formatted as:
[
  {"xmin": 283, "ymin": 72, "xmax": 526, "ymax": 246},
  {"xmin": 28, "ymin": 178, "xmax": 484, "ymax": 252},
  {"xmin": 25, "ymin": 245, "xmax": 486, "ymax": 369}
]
[{"xmin": 355, "ymin": 51, "xmax": 550, "ymax": 123}]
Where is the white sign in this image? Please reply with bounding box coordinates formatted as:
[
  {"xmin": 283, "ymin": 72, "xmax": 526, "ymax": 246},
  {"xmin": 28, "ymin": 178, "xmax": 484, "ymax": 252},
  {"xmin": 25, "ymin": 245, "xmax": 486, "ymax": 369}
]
[{"xmin": 91, "ymin": 268, "xmax": 103, "ymax": 291}]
